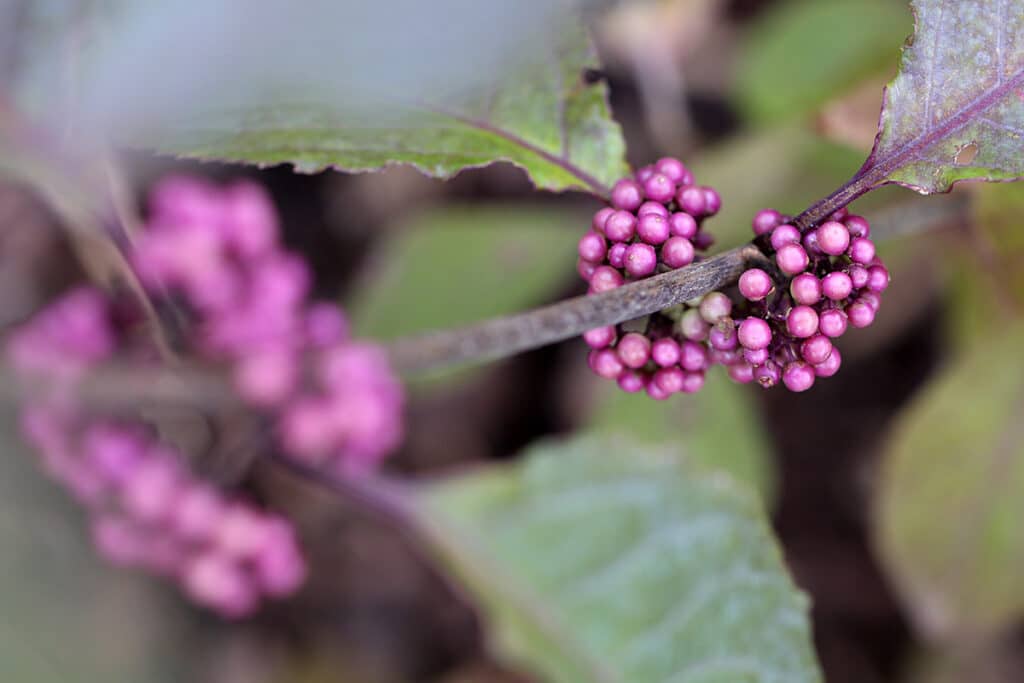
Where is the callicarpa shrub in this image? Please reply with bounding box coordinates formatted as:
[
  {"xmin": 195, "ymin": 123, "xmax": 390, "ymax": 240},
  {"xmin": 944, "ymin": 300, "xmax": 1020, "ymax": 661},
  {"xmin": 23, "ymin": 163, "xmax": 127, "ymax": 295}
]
[{"xmin": 6, "ymin": 178, "xmax": 404, "ymax": 617}]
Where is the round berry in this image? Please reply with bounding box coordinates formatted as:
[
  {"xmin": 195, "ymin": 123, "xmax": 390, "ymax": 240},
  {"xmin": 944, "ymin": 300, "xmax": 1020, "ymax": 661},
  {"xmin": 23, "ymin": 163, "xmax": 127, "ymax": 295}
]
[
  {"xmin": 814, "ymin": 346, "xmax": 842, "ymax": 377},
  {"xmin": 637, "ymin": 214, "xmax": 670, "ymax": 245},
  {"xmin": 867, "ymin": 265, "xmax": 890, "ymax": 293},
  {"xmin": 676, "ymin": 186, "xmax": 707, "ymax": 216},
  {"xmin": 709, "ymin": 322, "xmax": 738, "ymax": 351},
  {"xmin": 786, "ymin": 305, "xmax": 819, "ymax": 338},
  {"xmin": 802, "ymin": 229, "xmax": 822, "ymax": 256},
  {"xmin": 738, "ymin": 317, "xmax": 772, "ymax": 350},
  {"xmin": 592, "ymin": 207, "xmax": 614, "ymax": 233},
  {"xmin": 577, "ymin": 231, "xmax": 606, "ymax": 262},
  {"xmin": 624, "ymin": 243, "xmax": 658, "ymax": 277},
  {"xmin": 790, "ymin": 273, "xmax": 822, "ymax": 306},
  {"xmin": 752, "ymin": 209, "xmax": 782, "ymax": 236},
  {"xmin": 830, "ymin": 207, "xmax": 849, "ymax": 222},
  {"xmin": 607, "ymin": 242, "xmax": 627, "ymax": 269},
  {"xmin": 645, "ymin": 377, "xmax": 671, "ymax": 400},
  {"xmin": 643, "ymin": 173, "xmax": 676, "ymax": 203},
  {"xmin": 638, "ymin": 201, "xmax": 669, "ymax": 218},
  {"xmin": 848, "ymin": 237, "xmax": 876, "ymax": 264},
  {"xmin": 656, "ymin": 157, "xmax": 692, "ymax": 185},
  {"xmin": 617, "ymin": 333, "xmax": 652, "ymax": 368},
  {"xmin": 818, "ymin": 309, "xmax": 848, "ymax": 338},
  {"xmin": 583, "ymin": 326, "xmax": 616, "ymax": 349},
  {"xmin": 702, "ymin": 188, "xmax": 722, "ymax": 216},
  {"xmin": 739, "ymin": 268, "xmax": 774, "ymax": 301},
  {"xmin": 651, "ymin": 337, "xmax": 681, "ymax": 366},
  {"xmin": 800, "ymin": 335, "xmax": 833, "ymax": 365},
  {"xmin": 728, "ymin": 363, "xmax": 755, "ymax": 384},
  {"xmin": 661, "ymin": 236, "xmax": 695, "ymax": 268},
  {"xmin": 654, "ymin": 367, "xmax": 685, "ymax": 394},
  {"xmin": 846, "ymin": 300, "xmax": 875, "ymax": 328},
  {"xmin": 668, "ymin": 212, "xmax": 698, "ymax": 239},
  {"xmin": 822, "ymin": 271, "xmax": 853, "ymax": 301},
  {"xmin": 589, "ymin": 266, "xmax": 624, "ymax": 293},
  {"xmin": 635, "ymin": 165, "xmax": 656, "ymax": 183},
  {"xmin": 817, "ymin": 221, "xmax": 851, "ymax": 256},
  {"xmin": 776, "ymin": 243, "xmax": 809, "ymax": 276},
  {"xmin": 783, "ymin": 361, "xmax": 816, "ymax": 392},
  {"xmin": 709, "ymin": 348, "xmax": 742, "ymax": 366},
  {"xmin": 611, "ymin": 179, "xmax": 643, "ymax": 211},
  {"xmin": 617, "ymin": 370, "xmax": 645, "ymax": 393},
  {"xmin": 692, "ymin": 231, "xmax": 715, "ymax": 251},
  {"xmin": 679, "ymin": 309, "xmax": 710, "ymax": 341},
  {"xmin": 848, "ymin": 264, "xmax": 869, "ymax": 289},
  {"xmin": 754, "ymin": 361, "xmax": 781, "ymax": 388},
  {"xmin": 770, "ymin": 224, "xmax": 801, "ymax": 250},
  {"xmin": 859, "ymin": 291, "xmax": 882, "ymax": 311},
  {"xmin": 681, "ymin": 371, "xmax": 705, "ymax": 394},
  {"xmin": 699, "ymin": 292, "xmax": 732, "ymax": 323},
  {"xmin": 844, "ymin": 215, "xmax": 870, "ymax": 238},
  {"xmin": 743, "ymin": 347, "xmax": 770, "ymax": 366},
  {"xmin": 589, "ymin": 349, "xmax": 625, "ymax": 379},
  {"xmin": 604, "ymin": 210, "xmax": 637, "ymax": 242},
  {"xmin": 680, "ymin": 340, "xmax": 709, "ymax": 372}
]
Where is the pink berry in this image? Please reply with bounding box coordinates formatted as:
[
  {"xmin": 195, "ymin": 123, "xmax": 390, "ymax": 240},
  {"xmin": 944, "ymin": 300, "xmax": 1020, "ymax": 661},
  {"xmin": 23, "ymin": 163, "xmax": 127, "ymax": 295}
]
[
  {"xmin": 814, "ymin": 347, "xmax": 842, "ymax": 377},
  {"xmin": 846, "ymin": 300, "xmax": 875, "ymax": 328},
  {"xmin": 635, "ymin": 165, "xmax": 656, "ymax": 183},
  {"xmin": 638, "ymin": 201, "xmax": 669, "ymax": 218},
  {"xmin": 709, "ymin": 322, "xmax": 738, "ymax": 351},
  {"xmin": 728, "ymin": 363, "xmax": 755, "ymax": 384},
  {"xmin": 578, "ymin": 231, "xmax": 607, "ymax": 262},
  {"xmin": 604, "ymin": 210, "xmax": 637, "ymax": 242},
  {"xmin": 739, "ymin": 268, "xmax": 774, "ymax": 301},
  {"xmin": 617, "ymin": 370, "xmax": 645, "ymax": 393},
  {"xmin": 822, "ymin": 272, "xmax": 853, "ymax": 301},
  {"xmin": 681, "ymin": 371, "xmax": 705, "ymax": 394},
  {"xmin": 577, "ymin": 259, "xmax": 599, "ymax": 281},
  {"xmin": 583, "ymin": 326, "xmax": 616, "ymax": 349},
  {"xmin": 752, "ymin": 209, "xmax": 782, "ymax": 236},
  {"xmin": 589, "ymin": 266, "xmax": 624, "ymax": 293},
  {"xmin": 786, "ymin": 305, "xmax": 819, "ymax": 338},
  {"xmin": 651, "ymin": 338, "xmax": 681, "ymax": 367},
  {"xmin": 776, "ymin": 243, "xmax": 809, "ymax": 275},
  {"xmin": 233, "ymin": 347, "xmax": 297, "ymax": 407},
  {"xmin": 754, "ymin": 361, "xmax": 781, "ymax": 388},
  {"xmin": 699, "ymin": 292, "xmax": 732, "ymax": 323},
  {"xmin": 743, "ymin": 347, "xmax": 770, "ymax": 366},
  {"xmin": 818, "ymin": 309, "xmax": 848, "ymax": 338},
  {"xmin": 668, "ymin": 212, "xmax": 698, "ymax": 239},
  {"xmin": 783, "ymin": 361, "xmax": 816, "ymax": 392},
  {"xmin": 848, "ymin": 237, "xmax": 876, "ymax": 264},
  {"xmin": 702, "ymin": 188, "xmax": 722, "ymax": 216},
  {"xmin": 844, "ymin": 215, "xmax": 870, "ymax": 238},
  {"xmin": 655, "ymin": 157, "xmax": 692, "ymax": 185},
  {"xmin": 611, "ymin": 179, "xmax": 644, "ymax": 211},
  {"xmin": 790, "ymin": 273, "xmax": 822, "ymax": 306},
  {"xmin": 661, "ymin": 236, "xmax": 695, "ymax": 268},
  {"xmin": 770, "ymin": 224, "xmax": 801, "ymax": 250},
  {"xmin": 680, "ymin": 341, "xmax": 709, "ymax": 372},
  {"xmin": 607, "ymin": 243, "xmax": 628, "ymax": 269},
  {"xmin": 636, "ymin": 214, "xmax": 670, "ymax": 245},
  {"xmin": 867, "ymin": 265, "xmax": 890, "ymax": 293},
  {"xmin": 592, "ymin": 207, "xmax": 615, "ymax": 233},
  {"xmin": 643, "ymin": 173, "xmax": 676, "ymax": 203},
  {"xmin": 624, "ymin": 243, "xmax": 658, "ymax": 277},
  {"xmin": 817, "ymin": 220, "xmax": 851, "ymax": 256},
  {"xmin": 676, "ymin": 186, "xmax": 707, "ymax": 216},
  {"xmin": 800, "ymin": 335, "xmax": 833, "ymax": 365},
  {"xmin": 654, "ymin": 367, "xmax": 686, "ymax": 394},
  {"xmin": 617, "ymin": 333, "xmax": 652, "ymax": 369},
  {"xmin": 738, "ymin": 317, "xmax": 772, "ymax": 350},
  {"xmin": 589, "ymin": 348, "xmax": 625, "ymax": 379}
]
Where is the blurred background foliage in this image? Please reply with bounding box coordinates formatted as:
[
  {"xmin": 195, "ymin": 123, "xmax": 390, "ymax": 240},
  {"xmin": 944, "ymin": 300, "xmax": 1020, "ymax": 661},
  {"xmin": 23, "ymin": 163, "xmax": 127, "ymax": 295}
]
[{"xmin": 2, "ymin": 0, "xmax": 1023, "ymax": 681}]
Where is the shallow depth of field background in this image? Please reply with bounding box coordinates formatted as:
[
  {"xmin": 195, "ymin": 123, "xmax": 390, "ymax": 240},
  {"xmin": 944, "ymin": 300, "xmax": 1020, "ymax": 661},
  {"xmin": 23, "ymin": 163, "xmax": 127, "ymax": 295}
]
[{"xmin": 1, "ymin": 0, "xmax": 1021, "ymax": 682}]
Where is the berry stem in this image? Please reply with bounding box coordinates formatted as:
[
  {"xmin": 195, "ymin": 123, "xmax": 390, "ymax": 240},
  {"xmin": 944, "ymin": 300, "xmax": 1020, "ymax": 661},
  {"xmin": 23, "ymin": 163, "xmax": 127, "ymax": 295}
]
[
  {"xmin": 791, "ymin": 167, "xmax": 885, "ymax": 231},
  {"xmin": 386, "ymin": 244, "xmax": 769, "ymax": 374}
]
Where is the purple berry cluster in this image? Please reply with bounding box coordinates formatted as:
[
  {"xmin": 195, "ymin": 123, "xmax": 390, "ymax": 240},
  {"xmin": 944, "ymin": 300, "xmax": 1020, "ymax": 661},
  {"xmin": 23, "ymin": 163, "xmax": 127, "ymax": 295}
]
[
  {"xmin": 578, "ymin": 158, "xmax": 726, "ymax": 399},
  {"xmin": 133, "ymin": 176, "xmax": 404, "ymax": 475},
  {"xmin": 578, "ymin": 161, "xmax": 889, "ymax": 396},
  {"xmin": 730, "ymin": 207, "xmax": 887, "ymax": 391},
  {"xmin": 7, "ymin": 288, "xmax": 305, "ymax": 618}
]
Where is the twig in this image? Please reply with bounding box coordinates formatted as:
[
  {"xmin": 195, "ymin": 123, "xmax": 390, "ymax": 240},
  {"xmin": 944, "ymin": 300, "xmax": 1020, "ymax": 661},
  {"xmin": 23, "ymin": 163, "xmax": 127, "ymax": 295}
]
[{"xmin": 386, "ymin": 244, "xmax": 766, "ymax": 374}]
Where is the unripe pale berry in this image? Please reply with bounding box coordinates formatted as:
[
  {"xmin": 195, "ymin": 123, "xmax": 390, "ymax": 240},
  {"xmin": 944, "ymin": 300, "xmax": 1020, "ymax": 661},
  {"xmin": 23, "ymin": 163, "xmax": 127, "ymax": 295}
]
[
  {"xmin": 699, "ymin": 292, "xmax": 732, "ymax": 323},
  {"xmin": 679, "ymin": 309, "xmax": 710, "ymax": 341},
  {"xmin": 776, "ymin": 243, "xmax": 809, "ymax": 276},
  {"xmin": 790, "ymin": 273, "xmax": 822, "ymax": 306}
]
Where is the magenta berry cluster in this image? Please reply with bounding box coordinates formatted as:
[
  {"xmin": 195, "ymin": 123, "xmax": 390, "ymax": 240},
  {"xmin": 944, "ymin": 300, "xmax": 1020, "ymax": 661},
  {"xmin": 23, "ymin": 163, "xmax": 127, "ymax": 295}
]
[
  {"xmin": 7, "ymin": 287, "xmax": 305, "ymax": 618},
  {"xmin": 578, "ymin": 158, "xmax": 725, "ymax": 399},
  {"xmin": 578, "ymin": 161, "xmax": 889, "ymax": 396},
  {"xmin": 133, "ymin": 176, "xmax": 403, "ymax": 475},
  {"xmin": 728, "ymin": 207, "xmax": 888, "ymax": 391}
]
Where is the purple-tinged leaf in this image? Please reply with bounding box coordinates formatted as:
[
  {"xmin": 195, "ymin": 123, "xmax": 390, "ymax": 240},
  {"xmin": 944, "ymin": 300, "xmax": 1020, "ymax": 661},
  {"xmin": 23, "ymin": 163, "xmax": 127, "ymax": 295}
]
[
  {"xmin": 796, "ymin": 0, "xmax": 1024, "ymax": 227},
  {"xmin": 870, "ymin": 0, "xmax": 1024, "ymax": 193}
]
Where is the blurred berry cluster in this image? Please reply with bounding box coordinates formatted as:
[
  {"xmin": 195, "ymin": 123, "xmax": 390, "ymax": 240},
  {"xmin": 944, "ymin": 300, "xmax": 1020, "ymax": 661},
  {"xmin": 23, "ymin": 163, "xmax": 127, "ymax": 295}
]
[
  {"xmin": 5, "ymin": 177, "xmax": 406, "ymax": 617},
  {"xmin": 578, "ymin": 160, "xmax": 888, "ymax": 396}
]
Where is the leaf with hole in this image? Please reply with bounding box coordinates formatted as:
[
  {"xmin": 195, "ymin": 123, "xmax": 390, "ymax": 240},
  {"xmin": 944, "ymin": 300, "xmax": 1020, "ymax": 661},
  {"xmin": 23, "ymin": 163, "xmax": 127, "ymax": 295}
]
[
  {"xmin": 859, "ymin": 0, "xmax": 1024, "ymax": 194},
  {"xmin": 415, "ymin": 435, "xmax": 821, "ymax": 683}
]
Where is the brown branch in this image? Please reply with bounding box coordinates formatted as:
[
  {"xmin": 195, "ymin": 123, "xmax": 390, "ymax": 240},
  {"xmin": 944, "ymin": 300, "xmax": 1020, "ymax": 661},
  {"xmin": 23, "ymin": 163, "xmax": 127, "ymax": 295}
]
[{"xmin": 386, "ymin": 244, "xmax": 767, "ymax": 375}]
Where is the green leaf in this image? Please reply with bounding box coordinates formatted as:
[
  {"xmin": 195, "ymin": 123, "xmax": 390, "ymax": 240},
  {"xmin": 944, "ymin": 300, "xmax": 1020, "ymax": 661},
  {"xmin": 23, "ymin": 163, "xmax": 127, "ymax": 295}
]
[
  {"xmin": 108, "ymin": 8, "xmax": 627, "ymax": 194},
  {"xmin": 734, "ymin": 0, "xmax": 911, "ymax": 125},
  {"xmin": 586, "ymin": 376, "xmax": 776, "ymax": 504},
  {"xmin": 350, "ymin": 204, "xmax": 581, "ymax": 340},
  {"xmin": 416, "ymin": 435, "xmax": 821, "ymax": 683},
  {"xmin": 865, "ymin": 0, "xmax": 1024, "ymax": 193},
  {"xmin": 875, "ymin": 322, "xmax": 1024, "ymax": 638}
]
